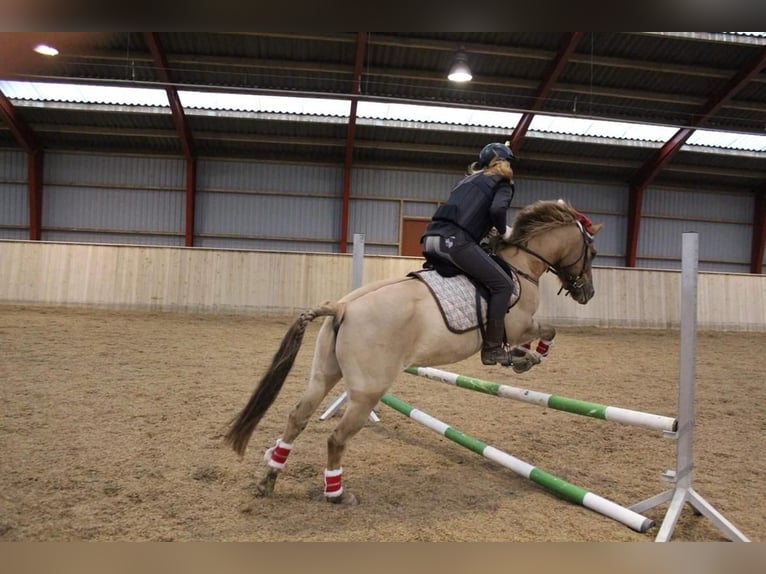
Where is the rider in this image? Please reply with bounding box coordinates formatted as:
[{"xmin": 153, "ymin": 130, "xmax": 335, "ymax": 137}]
[{"xmin": 421, "ymin": 142, "xmax": 517, "ymax": 366}]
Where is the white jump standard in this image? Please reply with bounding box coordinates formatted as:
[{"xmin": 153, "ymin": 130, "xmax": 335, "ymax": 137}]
[{"xmin": 628, "ymin": 232, "xmax": 749, "ymax": 542}]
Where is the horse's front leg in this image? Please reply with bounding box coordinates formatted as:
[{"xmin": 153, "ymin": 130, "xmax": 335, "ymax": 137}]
[
  {"xmin": 256, "ymin": 465, "xmax": 281, "ymax": 497},
  {"xmin": 507, "ymin": 321, "xmax": 556, "ymax": 374}
]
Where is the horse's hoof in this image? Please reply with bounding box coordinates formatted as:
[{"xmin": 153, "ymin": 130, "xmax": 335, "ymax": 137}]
[
  {"xmin": 255, "ymin": 485, "xmax": 271, "ymax": 498},
  {"xmin": 240, "ymin": 501, "xmax": 256, "ymax": 513},
  {"xmin": 255, "ymin": 470, "xmax": 279, "ymax": 497},
  {"xmin": 511, "ymin": 360, "xmax": 534, "ymax": 374},
  {"xmin": 510, "ymin": 349, "xmax": 542, "ymax": 373},
  {"xmin": 255, "ymin": 482, "xmax": 274, "ymax": 497},
  {"xmin": 326, "ymin": 491, "xmax": 359, "ymax": 506}
]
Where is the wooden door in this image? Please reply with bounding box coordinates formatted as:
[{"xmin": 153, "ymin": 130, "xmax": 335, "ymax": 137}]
[{"xmin": 400, "ymin": 217, "xmax": 429, "ymax": 256}]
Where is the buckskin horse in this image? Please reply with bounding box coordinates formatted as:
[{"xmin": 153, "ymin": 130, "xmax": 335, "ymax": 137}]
[{"xmin": 225, "ymin": 199, "xmax": 602, "ymax": 505}]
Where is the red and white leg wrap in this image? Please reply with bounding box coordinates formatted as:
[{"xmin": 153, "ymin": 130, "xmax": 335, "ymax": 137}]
[
  {"xmin": 263, "ymin": 438, "xmax": 293, "ymax": 469},
  {"xmin": 323, "ymin": 468, "xmax": 343, "ymax": 498},
  {"xmin": 535, "ymin": 339, "xmax": 554, "ymax": 358}
]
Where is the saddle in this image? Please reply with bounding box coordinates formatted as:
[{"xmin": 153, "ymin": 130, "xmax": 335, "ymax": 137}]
[{"xmin": 408, "ymin": 255, "xmax": 521, "ymax": 334}]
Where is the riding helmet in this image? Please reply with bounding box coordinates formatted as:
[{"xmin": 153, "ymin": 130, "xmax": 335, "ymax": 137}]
[{"xmin": 478, "ymin": 142, "xmax": 514, "ymax": 168}]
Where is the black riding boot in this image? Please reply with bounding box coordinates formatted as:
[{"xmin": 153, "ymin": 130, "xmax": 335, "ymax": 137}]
[{"xmin": 481, "ymin": 318, "xmax": 512, "ymax": 366}]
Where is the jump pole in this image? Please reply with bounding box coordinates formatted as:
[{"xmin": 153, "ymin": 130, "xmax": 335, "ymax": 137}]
[
  {"xmin": 628, "ymin": 232, "xmax": 749, "ymax": 542},
  {"xmin": 405, "ymin": 366, "xmax": 677, "ymax": 433},
  {"xmin": 380, "ymin": 392, "xmax": 654, "ymax": 533}
]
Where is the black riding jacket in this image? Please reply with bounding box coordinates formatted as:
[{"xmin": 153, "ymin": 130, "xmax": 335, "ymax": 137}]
[{"xmin": 424, "ymin": 172, "xmax": 514, "ymax": 243}]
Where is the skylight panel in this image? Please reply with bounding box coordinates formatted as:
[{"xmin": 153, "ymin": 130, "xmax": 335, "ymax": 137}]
[
  {"xmin": 0, "ymin": 80, "xmax": 168, "ymax": 106},
  {"xmin": 357, "ymin": 101, "xmax": 521, "ymax": 128},
  {"xmin": 178, "ymin": 90, "xmax": 350, "ymax": 116},
  {"xmin": 687, "ymin": 129, "xmax": 766, "ymax": 152},
  {"xmin": 530, "ymin": 114, "xmax": 677, "ymax": 142},
  {"xmin": 1, "ymin": 80, "xmax": 764, "ymax": 155}
]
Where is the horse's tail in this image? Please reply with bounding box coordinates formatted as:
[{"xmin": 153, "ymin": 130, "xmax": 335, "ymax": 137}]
[{"xmin": 224, "ymin": 301, "xmax": 341, "ymax": 456}]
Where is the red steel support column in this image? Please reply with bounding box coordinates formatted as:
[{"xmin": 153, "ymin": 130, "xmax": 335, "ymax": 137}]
[
  {"xmin": 751, "ymin": 191, "xmax": 766, "ymax": 274},
  {"xmin": 339, "ymin": 32, "xmax": 367, "ymax": 254},
  {"xmin": 145, "ymin": 32, "xmax": 197, "ymax": 247},
  {"xmin": 625, "ymin": 184, "xmax": 643, "ymax": 268},
  {"xmin": 185, "ymin": 159, "xmax": 196, "ymax": 247},
  {"xmin": 0, "ymin": 89, "xmax": 43, "ymax": 240},
  {"xmin": 28, "ymin": 148, "xmax": 43, "ymax": 240}
]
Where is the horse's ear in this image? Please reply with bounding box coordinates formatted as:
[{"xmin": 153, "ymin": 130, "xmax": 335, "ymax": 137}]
[{"xmin": 588, "ymin": 223, "xmax": 604, "ymax": 235}]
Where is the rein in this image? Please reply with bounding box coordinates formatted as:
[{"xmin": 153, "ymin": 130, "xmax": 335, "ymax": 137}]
[{"xmin": 507, "ymin": 263, "xmax": 538, "ymax": 286}]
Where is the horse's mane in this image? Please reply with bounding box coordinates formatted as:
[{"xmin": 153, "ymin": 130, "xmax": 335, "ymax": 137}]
[{"xmin": 509, "ymin": 200, "xmax": 580, "ymax": 245}]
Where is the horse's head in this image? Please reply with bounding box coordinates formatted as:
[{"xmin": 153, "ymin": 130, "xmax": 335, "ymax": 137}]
[
  {"xmin": 560, "ymin": 217, "xmax": 601, "ymax": 304},
  {"xmin": 500, "ymin": 200, "xmax": 603, "ymax": 304}
]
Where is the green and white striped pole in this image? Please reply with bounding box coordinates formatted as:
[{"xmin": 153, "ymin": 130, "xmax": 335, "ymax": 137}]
[
  {"xmin": 380, "ymin": 392, "xmax": 655, "ymax": 533},
  {"xmin": 405, "ymin": 367, "xmax": 677, "ymax": 434}
]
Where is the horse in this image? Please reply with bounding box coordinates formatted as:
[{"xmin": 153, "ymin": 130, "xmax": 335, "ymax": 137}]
[{"xmin": 225, "ymin": 199, "xmax": 603, "ymax": 505}]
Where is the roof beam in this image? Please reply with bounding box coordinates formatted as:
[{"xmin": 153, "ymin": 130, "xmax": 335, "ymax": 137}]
[
  {"xmin": 0, "ymin": 89, "xmax": 40, "ymax": 153},
  {"xmin": 630, "ymin": 46, "xmax": 766, "ymax": 191},
  {"xmin": 227, "ymin": 31, "xmax": 766, "ymax": 57},
  {"xmin": 509, "ymin": 32, "xmax": 585, "ymax": 155},
  {"xmin": 625, "ymin": 45, "xmax": 766, "ymax": 268},
  {"xmin": 17, "ymin": 60, "xmax": 766, "ymax": 118},
  {"xmin": 60, "ymin": 39, "xmax": 766, "ymax": 85},
  {"xmin": 31, "ymin": 124, "xmax": 765, "ymax": 181},
  {"xmin": 144, "ymin": 32, "xmax": 194, "ymax": 160}
]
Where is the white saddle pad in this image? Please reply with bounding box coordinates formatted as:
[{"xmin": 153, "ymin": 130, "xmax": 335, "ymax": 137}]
[{"xmin": 409, "ymin": 268, "xmax": 520, "ymax": 333}]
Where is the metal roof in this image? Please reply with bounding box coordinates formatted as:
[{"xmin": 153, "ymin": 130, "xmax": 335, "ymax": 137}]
[{"xmin": 1, "ymin": 32, "xmax": 765, "ymax": 194}]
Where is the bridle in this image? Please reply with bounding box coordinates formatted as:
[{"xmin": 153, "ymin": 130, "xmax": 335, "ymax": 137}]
[{"xmin": 510, "ymin": 219, "xmax": 595, "ymax": 297}]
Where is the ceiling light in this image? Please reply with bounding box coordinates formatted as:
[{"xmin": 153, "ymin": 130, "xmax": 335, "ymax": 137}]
[
  {"xmin": 447, "ymin": 50, "xmax": 472, "ymax": 83},
  {"xmin": 33, "ymin": 44, "xmax": 59, "ymax": 57}
]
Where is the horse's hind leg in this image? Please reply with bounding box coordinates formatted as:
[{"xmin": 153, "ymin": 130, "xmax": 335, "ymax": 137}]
[
  {"xmin": 323, "ymin": 388, "xmax": 384, "ymax": 506},
  {"xmin": 256, "ymin": 318, "xmax": 342, "ymax": 497}
]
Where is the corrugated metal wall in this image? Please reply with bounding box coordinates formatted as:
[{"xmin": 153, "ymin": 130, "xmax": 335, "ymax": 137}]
[
  {"xmin": 0, "ymin": 150, "xmax": 28, "ymax": 240},
  {"xmin": 352, "ymin": 167, "xmax": 461, "ymax": 201},
  {"xmin": 196, "ymin": 158, "xmax": 342, "ymax": 252},
  {"xmin": 41, "ymin": 152, "xmax": 187, "ymax": 246},
  {"xmin": 198, "ymin": 159, "xmax": 340, "ymax": 193},
  {"xmin": 347, "ymin": 199, "xmax": 400, "ymax": 255},
  {"xmin": 640, "ymin": 187, "xmax": 754, "ymax": 273},
  {"xmin": 349, "ymin": 167, "xmax": 461, "ymax": 254},
  {"xmin": 349, "ymin": 168, "xmax": 632, "ymax": 263},
  {"xmin": 403, "ymin": 201, "xmax": 439, "ymax": 218},
  {"xmin": 196, "ymin": 192, "xmax": 341, "ymax": 251},
  {"xmin": 0, "ymin": 149, "xmax": 761, "ymax": 272}
]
